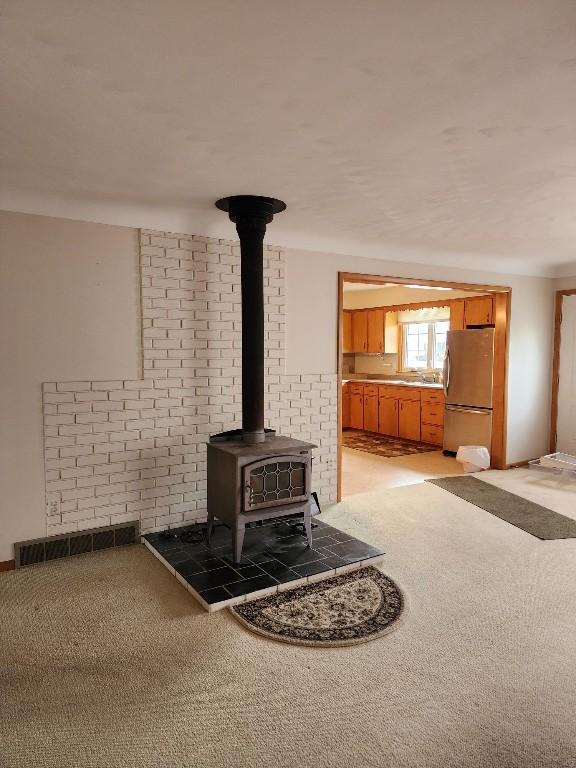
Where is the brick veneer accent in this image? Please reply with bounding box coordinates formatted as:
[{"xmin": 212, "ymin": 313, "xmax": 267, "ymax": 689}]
[{"xmin": 42, "ymin": 230, "xmax": 337, "ymax": 536}]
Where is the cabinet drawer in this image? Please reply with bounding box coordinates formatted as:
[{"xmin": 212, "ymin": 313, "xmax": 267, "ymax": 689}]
[
  {"xmin": 421, "ymin": 423, "xmax": 444, "ymax": 446},
  {"xmin": 350, "ymin": 384, "xmax": 364, "ymax": 395},
  {"xmin": 421, "ymin": 402, "xmax": 444, "ymax": 426},
  {"xmin": 421, "ymin": 390, "xmax": 445, "ymax": 406},
  {"xmin": 363, "ymin": 384, "xmax": 378, "ymax": 396},
  {"xmin": 379, "ymin": 385, "xmax": 420, "ymax": 401}
]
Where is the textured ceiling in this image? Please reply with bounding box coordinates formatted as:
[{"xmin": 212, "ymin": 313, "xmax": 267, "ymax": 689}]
[{"xmin": 2, "ymin": 0, "xmax": 576, "ymax": 276}]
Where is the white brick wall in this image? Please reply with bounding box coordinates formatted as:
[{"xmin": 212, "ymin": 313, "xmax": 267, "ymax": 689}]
[{"xmin": 42, "ymin": 230, "xmax": 337, "ymax": 536}]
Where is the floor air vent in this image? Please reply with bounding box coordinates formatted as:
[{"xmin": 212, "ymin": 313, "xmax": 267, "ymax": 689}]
[{"xmin": 14, "ymin": 522, "xmax": 140, "ymax": 569}]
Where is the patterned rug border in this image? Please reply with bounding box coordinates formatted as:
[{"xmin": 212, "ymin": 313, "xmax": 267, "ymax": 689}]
[{"xmin": 229, "ymin": 566, "xmax": 407, "ymax": 648}]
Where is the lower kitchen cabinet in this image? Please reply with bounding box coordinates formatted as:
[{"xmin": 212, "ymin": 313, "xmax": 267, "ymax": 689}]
[
  {"xmin": 398, "ymin": 399, "xmax": 421, "ymax": 441},
  {"xmin": 343, "ymin": 382, "xmax": 444, "ymax": 445},
  {"xmin": 342, "ymin": 385, "xmax": 351, "ymax": 428},
  {"xmin": 350, "ymin": 391, "xmax": 364, "ymax": 430},
  {"xmin": 421, "ymin": 423, "xmax": 443, "ymax": 445},
  {"xmin": 378, "ymin": 397, "xmax": 399, "ymax": 437},
  {"xmin": 364, "ymin": 393, "xmax": 379, "ymax": 432}
]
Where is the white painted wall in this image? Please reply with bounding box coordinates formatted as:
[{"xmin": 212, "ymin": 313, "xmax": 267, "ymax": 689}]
[
  {"xmin": 0, "ymin": 210, "xmax": 557, "ymax": 560},
  {"xmin": 285, "ymin": 248, "xmax": 555, "ymax": 465},
  {"xmin": 0, "ymin": 212, "xmax": 140, "ymax": 560}
]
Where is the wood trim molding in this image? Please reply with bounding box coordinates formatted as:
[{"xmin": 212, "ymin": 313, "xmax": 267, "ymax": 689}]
[
  {"xmin": 340, "ymin": 271, "xmax": 512, "ymax": 294},
  {"xmin": 336, "ymin": 273, "xmax": 344, "ymax": 501},
  {"xmin": 490, "ymin": 291, "xmax": 509, "ymax": 469},
  {"xmin": 344, "ymin": 298, "xmax": 469, "ymax": 313},
  {"xmin": 550, "ymin": 289, "xmax": 576, "ymax": 452},
  {"xmin": 0, "ymin": 560, "xmax": 15, "ymax": 572},
  {"xmin": 336, "ymin": 272, "xmax": 512, "ymax": 500}
]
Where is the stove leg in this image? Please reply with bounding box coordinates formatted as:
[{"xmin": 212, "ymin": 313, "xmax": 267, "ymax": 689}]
[
  {"xmin": 303, "ymin": 510, "xmax": 313, "ymax": 549},
  {"xmin": 233, "ymin": 523, "xmax": 246, "ymax": 564},
  {"xmin": 206, "ymin": 511, "xmax": 215, "ymax": 546}
]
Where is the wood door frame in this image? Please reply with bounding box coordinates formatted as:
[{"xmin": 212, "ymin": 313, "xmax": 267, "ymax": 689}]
[
  {"xmin": 336, "ymin": 271, "xmax": 511, "ymax": 501},
  {"xmin": 549, "ymin": 289, "xmax": 576, "ymax": 452}
]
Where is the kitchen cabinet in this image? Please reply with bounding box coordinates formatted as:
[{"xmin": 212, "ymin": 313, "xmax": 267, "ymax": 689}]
[
  {"xmin": 350, "ymin": 385, "xmax": 364, "ymax": 429},
  {"xmin": 363, "ymin": 385, "xmax": 379, "ymax": 431},
  {"xmin": 367, "ymin": 309, "xmax": 385, "ymax": 353},
  {"xmin": 352, "ymin": 310, "xmax": 368, "ymax": 352},
  {"xmin": 343, "ymin": 382, "xmax": 445, "ymax": 445},
  {"xmin": 421, "ymin": 423, "xmax": 443, "ymax": 445},
  {"xmin": 343, "ymin": 311, "xmax": 353, "ymax": 353},
  {"xmin": 384, "ymin": 311, "xmax": 398, "ymax": 353},
  {"xmin": 346, "ymin": 308, "xmax": 398, "ymax": 355},
  {"xmin": 450, "ymin": 300, "xmax": 465, "ymax": 331},
  {"xmin": 342, "ymin": 383, "xmax": 351, "ymax": 428},
  {"xmin": 378, "ymin": 396, "xmax": 398, "ymax": 437},
  {"xmin": 464, "ymin": 296, "xmax": 494, "ymax": 327},
  {"xmin": 420, "ymin": 390, "xmax": 445, "ymax": 446},
  {"xmin": 398, "ymin": 399, "xmax": 421, "ymax": 441}
]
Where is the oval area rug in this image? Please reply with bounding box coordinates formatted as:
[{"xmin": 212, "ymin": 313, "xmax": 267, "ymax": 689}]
[{"xmin": 229, "ymin": 566, "xmax": 405, "ymax": 647}]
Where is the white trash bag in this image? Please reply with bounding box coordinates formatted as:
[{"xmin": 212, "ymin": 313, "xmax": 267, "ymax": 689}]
[{"xmin": 456, "ymin": 445, "xmax": 490, "ymax": 473}]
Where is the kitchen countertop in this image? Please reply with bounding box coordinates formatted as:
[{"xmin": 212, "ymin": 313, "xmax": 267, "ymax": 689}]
[{"xmin": 342, "ymin": 378, "xmax": 444, "ymax": 390}]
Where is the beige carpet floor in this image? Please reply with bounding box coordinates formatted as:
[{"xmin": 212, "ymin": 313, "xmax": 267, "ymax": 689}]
[{"xmin": 1, "ymin": 470, "xmax": 576, "ymax": 768}]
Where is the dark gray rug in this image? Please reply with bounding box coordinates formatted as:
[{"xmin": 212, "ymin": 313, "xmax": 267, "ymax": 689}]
[
  {"xmin": 428, "ymin": 475, "xmax": 576, "ymax": 540},
  {"xmin": 230, "ymin": 566, "xmax": 405, "ymax": 646}
]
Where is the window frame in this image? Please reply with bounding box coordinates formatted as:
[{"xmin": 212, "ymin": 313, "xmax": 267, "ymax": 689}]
[{"xmin": 400, "ymin": 320, "xmax": 448, "ymax": 372}]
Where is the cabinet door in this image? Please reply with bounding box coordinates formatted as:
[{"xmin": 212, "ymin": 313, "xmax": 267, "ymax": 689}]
[
  {"xmin": 364, "ymin": 394, "xmax": 379, "ymax": 432},
  {"xmin": 352, "ymin": 310, "xmax": 368, "ymax": 353},
  {"xmin": 450, "ymin": 300, "xmax": 465, "ymax": 331},
  {"xmin": 464, "ymin": 296, "xmax": 494, "ymax": 326},
  {"xmin": 342, "ymin": 311, "xmax": 353, "ymax": 353},
  {"xmin": 366, "ymin": 309, "xmax": 385, "ymax": 353},
  {"xmin": 342, "ymin": 388, "xmax": 351, "ymax": 428},
  {"xmin": 378, "ymin": 397, "xmax": 399, "ymax": 437},
  {"xmin": 399, "ymin": 399, "xmax": 421, "ymax": 441},
  {"xmin": 384, "ymin": 311, "xmax": 398, "ymax": 353},
  {"xmin": 350, "ymin": 393, "xmax": 364, "ymax": 429}
]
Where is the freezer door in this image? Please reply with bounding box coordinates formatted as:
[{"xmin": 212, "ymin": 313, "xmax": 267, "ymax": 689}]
[
  {"xmin": 444, "ymin": 329, "xmax": 494, "ymax": 408},
  {"xmin": 443, "ymin": 405, "xmax": 492, "ymax": 453}
]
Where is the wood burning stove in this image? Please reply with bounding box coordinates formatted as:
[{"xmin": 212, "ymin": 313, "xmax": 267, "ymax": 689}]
[{"xmin": 207, "ymin": 196, "xmax": 317, "ymax": 563}]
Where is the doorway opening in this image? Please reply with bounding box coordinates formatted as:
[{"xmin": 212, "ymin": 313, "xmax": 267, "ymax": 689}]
[
  {"xmin": 550, "ymin": 289, "xmax": 576, "ymax": 455},
  {"xmin": 337, "ymin": 273, "xmax": 511, "ymax": 501}
]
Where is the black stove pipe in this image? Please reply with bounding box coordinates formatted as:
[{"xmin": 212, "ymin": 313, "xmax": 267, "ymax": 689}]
[{"xmin": 215, "ymin": 195, "xmax": 286, "ymax": 444}]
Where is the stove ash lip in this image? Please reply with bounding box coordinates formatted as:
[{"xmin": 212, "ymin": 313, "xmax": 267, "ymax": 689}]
[{"xmin": 215, "ymin": 194, "xmax": 287, "ymax": 445}]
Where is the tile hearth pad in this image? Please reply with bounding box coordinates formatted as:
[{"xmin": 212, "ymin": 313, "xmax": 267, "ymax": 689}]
[{"xmin": 143, "ymin": 519, "xmax": 385, "ymax": 612}]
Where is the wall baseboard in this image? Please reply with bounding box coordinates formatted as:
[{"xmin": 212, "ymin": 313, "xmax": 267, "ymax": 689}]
[
  {"xmin": 506, "ymin": 459, "xmax": 535, "ymax": 469},
  {"xmin": 0, "ymin": 560, "xmax": 15, "ymax": 572}
]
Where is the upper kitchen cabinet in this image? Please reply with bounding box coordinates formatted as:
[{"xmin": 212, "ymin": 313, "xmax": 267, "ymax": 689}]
[
  {"xmin": 384, "ymin": 311, "xmax": 398, "ymax": 353},
  {"xmin": 450, "ymin": 300, "xmax": 465, "ymax": 331},
  {"xmin": 352, "ymin": 310, "xmax": 368, "ymax": 352},
  {"xmin": 464, "ymin": 296, "xmax": 494, "ymax": 326},
  {"xmin": 367, "ymin": 309, "xmax": 385, "ymax": 353},
  {"xmin": 346, "ymin": 308, "xmax": 398, "ymax": 354},
  {"xmin": 343, "ymin": 310, "xmax": 353, "ymax": 353}
]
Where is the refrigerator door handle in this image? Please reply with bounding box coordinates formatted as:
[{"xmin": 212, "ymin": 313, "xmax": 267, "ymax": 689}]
[
  {"xmin": 443, "ymin": 350, "xmax": 451, "ymax": 397},
  {"xmin": 446, "ymin": 405, "xmax": 491, "ymax": 416}
]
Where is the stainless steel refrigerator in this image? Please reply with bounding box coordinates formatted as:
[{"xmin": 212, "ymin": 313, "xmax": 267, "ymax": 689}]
[{"xmin": 442, "ymin": 328, "xmax": 495, "ymax": 453}]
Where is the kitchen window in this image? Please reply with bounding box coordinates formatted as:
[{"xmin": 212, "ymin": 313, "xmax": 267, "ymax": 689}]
[{"xmin": 402, "ymin": 320, "xmax": 449, "ymax": 371}]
